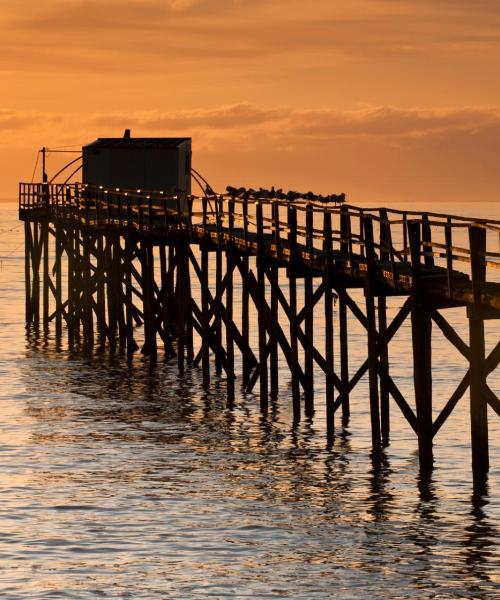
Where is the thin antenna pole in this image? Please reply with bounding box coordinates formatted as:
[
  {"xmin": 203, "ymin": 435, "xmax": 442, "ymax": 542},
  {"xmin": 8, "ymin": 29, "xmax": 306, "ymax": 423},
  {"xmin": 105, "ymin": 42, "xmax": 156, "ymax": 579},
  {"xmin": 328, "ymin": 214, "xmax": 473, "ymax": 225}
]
[{"xmin": 42, "ymin": 147, "xmax": 47, "ymax": 183}]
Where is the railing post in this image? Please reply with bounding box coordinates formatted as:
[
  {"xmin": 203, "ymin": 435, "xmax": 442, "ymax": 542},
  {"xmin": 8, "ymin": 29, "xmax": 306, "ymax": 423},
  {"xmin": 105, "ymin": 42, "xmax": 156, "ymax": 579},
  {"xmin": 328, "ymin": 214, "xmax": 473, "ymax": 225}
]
[
  {"xmin": 422, "ymin": 214, "xmax": 434, "ymax": 267},
  {"xmin": 468, "ymin": 225, "xmax": 489, "ymax": 480},
  {"xmin": 445, "ymin": 218, "xmax": 453, "ymax": 300}
]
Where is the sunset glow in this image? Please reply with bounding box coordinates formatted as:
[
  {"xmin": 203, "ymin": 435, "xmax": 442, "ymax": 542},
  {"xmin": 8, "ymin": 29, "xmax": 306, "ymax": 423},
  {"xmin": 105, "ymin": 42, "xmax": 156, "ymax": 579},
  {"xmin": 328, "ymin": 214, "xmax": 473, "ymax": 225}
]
[{"xmin": 2, "ymin": 0, "xmax": 500, "ymax": 200}]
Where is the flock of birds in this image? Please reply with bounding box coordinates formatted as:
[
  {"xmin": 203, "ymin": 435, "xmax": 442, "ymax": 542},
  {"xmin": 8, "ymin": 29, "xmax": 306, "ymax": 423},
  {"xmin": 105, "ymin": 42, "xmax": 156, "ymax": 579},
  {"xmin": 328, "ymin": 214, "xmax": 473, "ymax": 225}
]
[{"xmin": 222, "ymin": 185, "xmax": 346, "ymax": 204}]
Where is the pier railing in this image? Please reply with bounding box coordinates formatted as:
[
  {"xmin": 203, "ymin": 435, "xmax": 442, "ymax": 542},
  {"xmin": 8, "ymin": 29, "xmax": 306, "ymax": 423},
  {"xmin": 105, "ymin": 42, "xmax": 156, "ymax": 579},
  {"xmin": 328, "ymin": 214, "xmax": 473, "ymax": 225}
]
[{"xmin": 19, "ymin": 182, "xmax": 500, "ymax": 305}]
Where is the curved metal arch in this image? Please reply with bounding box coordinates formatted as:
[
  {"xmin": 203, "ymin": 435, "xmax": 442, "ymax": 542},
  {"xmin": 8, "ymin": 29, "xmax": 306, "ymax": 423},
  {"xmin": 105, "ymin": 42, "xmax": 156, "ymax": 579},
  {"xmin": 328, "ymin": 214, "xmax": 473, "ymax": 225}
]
[{"xmin": 48, "ymin": 154, "xmax": 82, "ymax": 184}]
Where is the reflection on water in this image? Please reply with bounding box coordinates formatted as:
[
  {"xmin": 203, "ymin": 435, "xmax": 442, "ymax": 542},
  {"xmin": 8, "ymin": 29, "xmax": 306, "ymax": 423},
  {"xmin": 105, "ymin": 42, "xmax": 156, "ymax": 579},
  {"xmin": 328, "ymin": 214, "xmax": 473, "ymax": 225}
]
[{"xmin": 0, "ymin": 201, "xmax": 499, "ymax": 598}]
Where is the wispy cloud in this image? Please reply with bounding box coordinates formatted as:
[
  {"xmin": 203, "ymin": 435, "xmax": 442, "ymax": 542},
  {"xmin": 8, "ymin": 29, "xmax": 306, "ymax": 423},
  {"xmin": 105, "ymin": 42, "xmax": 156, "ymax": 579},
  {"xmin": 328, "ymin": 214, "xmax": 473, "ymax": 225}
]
[
  {"xmin": 80, "ymin": 103, "xmax": 500, "ymax": 141},
  {"xmin": 0, "ymin": 109, "xmax": 43, "ymax": 131},
  {"xmin": 4, "ymin": 103, "xmax": 499, "ymax": 201}
]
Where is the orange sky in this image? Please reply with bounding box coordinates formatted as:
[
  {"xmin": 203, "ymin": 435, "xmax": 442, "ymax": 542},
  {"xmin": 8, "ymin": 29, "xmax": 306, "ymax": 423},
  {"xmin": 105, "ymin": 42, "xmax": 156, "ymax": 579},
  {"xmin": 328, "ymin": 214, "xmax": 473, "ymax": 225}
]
[{"xmin": 1, "ymin": 0, "xmax": 500, "ymax": 203}]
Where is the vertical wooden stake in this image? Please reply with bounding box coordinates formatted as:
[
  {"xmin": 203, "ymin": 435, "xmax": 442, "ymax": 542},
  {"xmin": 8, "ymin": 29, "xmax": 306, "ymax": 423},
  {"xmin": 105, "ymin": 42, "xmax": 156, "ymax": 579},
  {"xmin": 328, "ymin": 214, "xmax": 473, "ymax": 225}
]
[
  {"xmin": 256, "ymin": 203, "xmax": 268, "ymax": 411},
  {"xmin": 32, "ymin": 221, "xmax": 40, "ymax": 324},
  {"xmin": 324, "ymin": 211, "xmax": 335, "ymax": 439},
  {"xmin": 214, "ymin": 210, "xmax": 223, "ymax": 374},
  {"xmin": 96, "ymin": 235, "xmax": 106, "ymax": 347},
  {"xmin": 270, "ymin": 202, "xmax": 280, "ymax": 400},
  {"xmin": 24, "ymin": 221, "xmax": 32, "ymax": 324},
  {"xmin": 147, "ymin": 242, "xmax": 157, "ymax": 364},
  {"xmin": 288, "ymin": 205, "xmax": 301, "ymax": 421},
  {"xmin": 106, "ymin": 235, "xmax": 117, "ymax": 352},
  {"xmin": 338, "ymin": 289, "xmax": 350, "ymax": 423},
  {"xmin": 241, "ymin": 255, "xmax": 250, "ymax": 387},
  {"xmin": 226, "ymin": 200, "xmax": 235, "ymax": 401},
  {"xmin": 82, "ymin": 233, "xmax": 94, "ymax": 349},
  {"xmin": 67, "ymin": 226, "xmax": 75, "ymax": 349},
  {"xmin": 42, "ymin": 220, "xmax": 49, "ymax": 332},
  {"xmin": 125, "ymin": 238, "xmax": 136, "ymax": 357},
  {"xmin": 468, "ymin": 225, "xmax": 489, "ymax": 479},
  {"xmin": 363, "ymin": 216, "xmax": 381, "ymax": 453},
  {"xmin": 54, "ymin": 224, "xmax": 62, "ymax": 339},
  {"xmin": 408, "ymin": 220, "xmax": 433, "ymax": 470},
  {"xmin": 304, "ymin": 203, "xmax": 314, "ymax": 415},
  {"xmin": 378, "ymin": 295, "xmax": 390, "ymax": 442},
  {"xmin": 176, "ymin": 238, "xmax": 186, "ymax": 373}
]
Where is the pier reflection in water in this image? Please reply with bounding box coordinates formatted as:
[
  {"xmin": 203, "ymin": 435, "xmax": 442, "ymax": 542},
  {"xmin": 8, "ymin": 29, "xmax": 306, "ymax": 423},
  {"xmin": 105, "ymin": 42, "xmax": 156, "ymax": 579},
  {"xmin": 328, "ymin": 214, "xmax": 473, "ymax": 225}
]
[{"xmin": 0, "ymin": 201, "xmax": 499, "ymax": 598}]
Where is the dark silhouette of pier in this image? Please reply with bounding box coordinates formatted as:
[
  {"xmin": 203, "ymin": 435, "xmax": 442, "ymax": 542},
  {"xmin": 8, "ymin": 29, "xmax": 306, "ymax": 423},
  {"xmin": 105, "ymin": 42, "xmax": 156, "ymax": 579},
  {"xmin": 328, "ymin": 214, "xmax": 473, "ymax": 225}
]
[{"xmin": 19, "ymin": 182, "xmax": 500, "ymax": 484}]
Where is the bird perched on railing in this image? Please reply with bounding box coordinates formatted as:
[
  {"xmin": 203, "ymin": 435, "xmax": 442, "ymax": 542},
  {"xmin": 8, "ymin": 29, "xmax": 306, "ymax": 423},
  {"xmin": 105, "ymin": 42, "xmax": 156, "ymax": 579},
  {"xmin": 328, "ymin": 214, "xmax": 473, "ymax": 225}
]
[{"xmin": 225, "ymin": 185, "xmax": 346, "ymax": 203}]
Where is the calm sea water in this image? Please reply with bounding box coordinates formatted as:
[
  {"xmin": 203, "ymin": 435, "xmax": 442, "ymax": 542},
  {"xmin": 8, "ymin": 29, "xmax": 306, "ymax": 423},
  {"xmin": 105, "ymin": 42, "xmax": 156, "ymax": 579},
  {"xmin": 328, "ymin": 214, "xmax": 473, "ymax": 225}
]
[{"xmin": 0, "ymin": 200, "xmax": 499, "ymax": 599}]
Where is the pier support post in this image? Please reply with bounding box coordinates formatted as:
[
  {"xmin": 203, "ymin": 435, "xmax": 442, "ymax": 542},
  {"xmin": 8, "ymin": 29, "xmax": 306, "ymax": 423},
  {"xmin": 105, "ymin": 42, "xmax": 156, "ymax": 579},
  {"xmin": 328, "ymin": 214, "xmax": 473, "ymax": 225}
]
[
  {"xmin": 106, "ymin": 235, "xmax": 117, "ymax": 352},
  {"xmin": 95, "ymin": 235, "xmax": 106, "ymax": 348},
  {"xmin": 226, "ymin": 200, "xmax": 235, "ymax": 401},
  {"xmin": 24, "ymin": 221, "xmax": 32, "ymax": 324},
  {"xmin": 214, "ymin": 198, "xmax": 223, "ymax": 375},
  {"xmin": 176, "ymin": 237, "xmax": 187, "ymax": 372},
  {"xmin": 256, "ymin": 203, "xmax": 268, "ymax": 412},
  {"xmin": 124, "ymin": 237, "xmax": 137, "ymax": 357},
  {"xmin": 304, "ymin": 203, "xmax": 315, "ymax": 416},
  {"xmin": 323, "ymin": 211, "xmax": 335, "ymax": 439},
  {"xmin": 409, "ymin": 221, "xmax": 433, "ymax": 470},
  {"xmin": 378, "ymin": 296, "xmax": 390, "ymax": 443},
  {"xmin": 468, "ymin": 225, "xmax": 489, "ymax": 479},
  {"xmin": 54, "ymin": 224, "xmax": 63, "ymax": 339},
  {"xmin": 147, "ymin": 242, "xmax": 158, "ymax": 363},
  {"xmin": 82, "ymin": 232, "xmax": 94, "ymax": 350},
  {"xmin": 32, "ymin": 221, "xmax": 41, "ymax": 325},
  {"xmin": 338, "ymin": 289, "xmax": 350, "ymax": 423},
  {"xmin": 269, "ymin": 202, "xmax": 280, "ymax": 400},
  {"xmin": 241, "ymin": 255, "xmax": 251, "ymax": 388},
  {"xmin": 200, "ymin": 240, "xmax": 211, "ymax": 385},
  {"xmin": 288, "ymin": 205, "xmax": 301, "ymax": 422},
  {"xmin": 67, "ymin": 226, "xmax": 75, "ymax": 348},
  {"xmin": 42, "ymin": 219, "xmax": 49, "ymax": 332},
  {"xmin": 363, "ymin": 216, "xmax": 381, "ymax": 453}
]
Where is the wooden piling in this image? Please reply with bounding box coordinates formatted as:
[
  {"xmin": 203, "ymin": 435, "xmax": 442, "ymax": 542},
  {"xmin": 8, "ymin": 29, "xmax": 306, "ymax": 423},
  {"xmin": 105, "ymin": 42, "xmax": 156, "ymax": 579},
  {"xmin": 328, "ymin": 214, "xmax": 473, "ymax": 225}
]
[
  {"xmin": 324, "ymin": 211, "xmax": 335, "ymax": 438},
  {"xmin": 226, "ymin": 200, "xmax": 235, "ymax": 401},
  {"xmin": 468, "ymin": 225, "xmax": 489, "ymax": 477},
  {"xmin": 304, "ymin": 203, "xmax": 315, "ymax": 415},
  {"xmin": 42, "ymin": 220, "xmax": 49, "ymax": 332},
  {"xmin": 32, "ymin": 221, "xmax": 40, "ymax": 324},
  {"xmin": 363, "ymin": 216, "xmax": 381, "ymax": 452},
  {"xmin": 54, "ymin": 224, "xmax": 63, "ymax": 339},
  {"xmin": 256, "ymin": 202, "xmax": 268, "ymax": 411},
  {"xmin": 288, "ymin": 205, "xmax": 301, "ymax": 421},
  {"xmin": 241, "ymin": 254, "xmax": 251, "ymax": 387},
  {"xmin": 338, "ymin": 289, "xmax": 350, "ymax": 422},
  {"xmin": 270, "ymin": 202, "xmax": 280, "ymax": 400},
  {"xmin": 214, "ymin": 197, "xmax": 223, "ymax": 375},
  {"xmin": 408, "ymin": 220, "xmax": 434, "ymax": 470},
  {"xmin": 24, "ymin": 222, "xmax": 32, "ymax": 324},
  {"xmin": 378, "ymin": 296, "xmax": 390, "ymax": 442}
]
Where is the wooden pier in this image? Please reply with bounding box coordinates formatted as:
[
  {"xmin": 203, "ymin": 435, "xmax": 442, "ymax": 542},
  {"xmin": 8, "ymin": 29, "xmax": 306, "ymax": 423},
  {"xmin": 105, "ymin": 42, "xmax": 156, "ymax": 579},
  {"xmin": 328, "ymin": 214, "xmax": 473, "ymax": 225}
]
[{"xmin": 19, "ymin": 182, "xmax": 500, "ymax": 483}]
